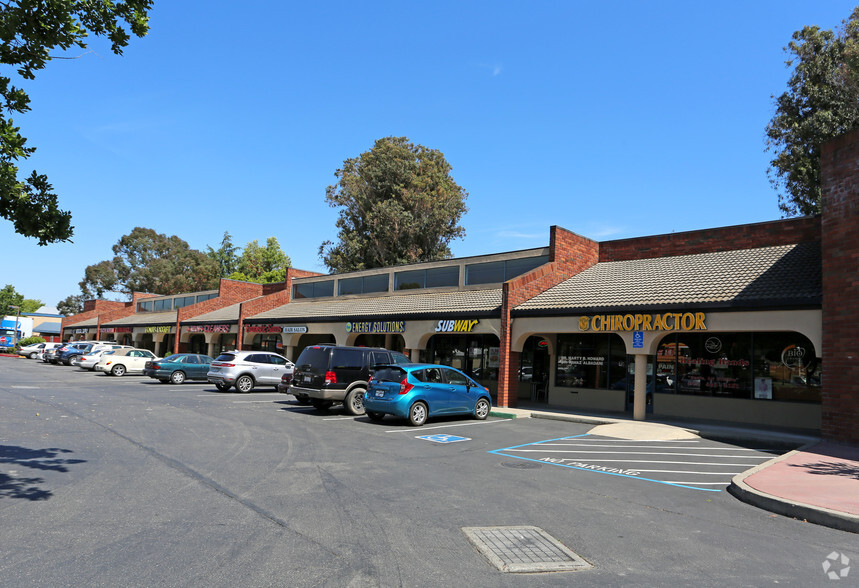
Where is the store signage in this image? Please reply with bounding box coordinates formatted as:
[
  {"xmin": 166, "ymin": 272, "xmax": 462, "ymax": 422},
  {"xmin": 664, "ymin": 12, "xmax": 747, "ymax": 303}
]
[
  {"xmin": 144, "ymin": 326, "xmax": 172, "ymax": 334},
  {"xmin": 579, "ymin": 312, "xmax": 706, "ymax": 332},
  {"xmin": 434, "ymin": 319, "xmax": 479, "ymax": 333},
  {"xmin": 74, "ymin": 328, "xmax": 88, "ymax": 334},
  {"xmin": 186, "ymin": 324, "xmax": 230, "ymax": 333},
  {"xmin": 245, "ymin": 324, "xmax": 283, "ymax": 333},
  {"xmin": 99, "ymin": 327, "xmax": 132, "ymax": 334},
  {"xmin": 282, "ymin": 326, "xmax": 308, "ymax": 334},
  {"xmin": 346, "ymin": 321, "xmax": 405, "ymax": 334}
]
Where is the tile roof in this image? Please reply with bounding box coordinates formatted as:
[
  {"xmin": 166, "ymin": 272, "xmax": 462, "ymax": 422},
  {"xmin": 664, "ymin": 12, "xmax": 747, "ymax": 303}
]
[
  {"xmin": 102, "ymin": 310, "xmax": 177, "ymax": 326},
  {"xmin": 249, "ymin": 288, "xmax": 502, "ymax": 321},
  {"xmin": 515, "ymin": 243, "xmax": 821, "ymax": 313},
  {"xmin": 184, "ymin": 302, "xmax": 242, "ymax": 323}
]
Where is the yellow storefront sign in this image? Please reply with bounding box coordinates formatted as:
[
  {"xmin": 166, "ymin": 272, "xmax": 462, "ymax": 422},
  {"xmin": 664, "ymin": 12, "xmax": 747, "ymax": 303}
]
[{"xmin": 579, "ymin": 312, "xmax": 706, "ymax": 332}]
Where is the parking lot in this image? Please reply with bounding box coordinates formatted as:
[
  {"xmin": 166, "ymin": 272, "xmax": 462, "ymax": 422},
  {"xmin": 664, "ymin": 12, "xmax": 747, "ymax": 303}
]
[{"xmin": 1, "ymin": 357, "xmax": 854, "ymax": 586}]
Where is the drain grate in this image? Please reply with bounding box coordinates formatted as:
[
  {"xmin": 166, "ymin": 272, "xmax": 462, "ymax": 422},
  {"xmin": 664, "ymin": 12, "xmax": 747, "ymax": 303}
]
[{"xmin": 462, "ymin": 526, "xmax": 592, "ymax": 573}]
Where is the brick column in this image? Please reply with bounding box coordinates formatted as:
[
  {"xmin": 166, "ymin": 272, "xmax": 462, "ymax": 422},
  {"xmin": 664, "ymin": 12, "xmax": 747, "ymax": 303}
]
[{"xmin": 820, "ymin": 129, "xmax": 859, "ymax": 446}]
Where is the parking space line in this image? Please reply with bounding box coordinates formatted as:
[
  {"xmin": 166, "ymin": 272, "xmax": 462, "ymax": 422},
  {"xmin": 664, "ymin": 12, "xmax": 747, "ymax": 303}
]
[
  {"xmin": 385, "ymin": 419, "xmax": 511, "ymax": 433},
  {"xmin": 489, "ymin": 434, "xmax": 776, "ymax": 492}
]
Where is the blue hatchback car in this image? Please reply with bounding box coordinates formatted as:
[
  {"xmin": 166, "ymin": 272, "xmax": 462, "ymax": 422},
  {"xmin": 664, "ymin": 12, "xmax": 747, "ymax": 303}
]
[{"xmin": 364, "ymin": 363, "xmax": 492, "ymax": 426}]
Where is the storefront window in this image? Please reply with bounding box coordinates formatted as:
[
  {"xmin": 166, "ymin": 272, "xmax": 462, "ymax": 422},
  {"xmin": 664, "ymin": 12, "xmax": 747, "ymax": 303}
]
[
  {"xmin": 656, "ymin": 332, "xmax": 820, "ymax": 403},
  {"xmin": 252, "ymin": 334, "xmax": 281, "ymax": 352},
  {"xmin": 465, "ymin": 255, "xmax": 549, "ymax": 285},
  {"xmin": 153, "ymin": 299, "xmax": 172, "ymax": 311},
  {"xmin": 137, "ymin": 300, "xmax": 153, "ymax": 312},
  {"xmin": 424, "ymin": 334, "xmax": 500, "ymax": 382},
  {"xmin": 555, "ymin": 334, "xmax": 625, "ymax": 389},
  {"xmin": 753, "ymin": 332, "xmax": 821, "ymax": 403},
  {"xmin": 338, "ymin": 275, "xmax": 389, "ymax": 295},
  {"xmin": 173, "ymin": 296, "xmax": 196, "ymax": 309}
]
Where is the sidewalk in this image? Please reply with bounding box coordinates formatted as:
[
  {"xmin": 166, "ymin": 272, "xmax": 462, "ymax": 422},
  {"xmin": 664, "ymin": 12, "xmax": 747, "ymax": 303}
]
[{"xmin": 490, "ymin": 405, "xmax": 859, "ymax": 534}]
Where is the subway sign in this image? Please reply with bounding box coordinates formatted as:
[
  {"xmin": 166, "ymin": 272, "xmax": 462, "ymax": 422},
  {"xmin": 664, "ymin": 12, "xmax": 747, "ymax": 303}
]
[
  {"xmin": 579, "ymin": 313, "xmax": 707, "ymax": 332},
  {"xmin": 434, "ymin": 319, "xmax": 479, "ymax": 333}
]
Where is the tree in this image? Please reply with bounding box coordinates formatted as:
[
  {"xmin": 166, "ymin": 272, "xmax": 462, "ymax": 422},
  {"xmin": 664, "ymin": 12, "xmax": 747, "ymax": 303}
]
[
  {"xmin": 0, "ymin": 283, "xmax": 41, "ymax": 314},
  {"xmin": 0, "ymin": 1, "xmax": 152, "ymax": 245},
  {"xmin": 79, "ymin": 227, "xmax": 220, "ymax": 298},
  {"xmin": 319, "ymin": 136, "xmax": 468, "ymax": 273},
  {"xmin": 57, "ymin": 294, "xmax": 85, "ymax": 316},
  {"xmin": 766, "ymin": 7, "xmax": 859, "ymax": 217},
  {"xmin": 228, "ymin": 237, "xmax": 292, "ymax": 283},
  {"xmin": 206, "ymin": 231, "xmax": 240, "ymax": 278}
]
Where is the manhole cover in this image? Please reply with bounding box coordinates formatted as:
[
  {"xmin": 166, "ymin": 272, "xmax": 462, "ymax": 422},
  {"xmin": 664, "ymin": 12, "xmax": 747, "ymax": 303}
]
[
  {"xmin": 500, "ymin": 461, "xmax": 542, "ymax": 470},
  {"xmin": 463, "ymin": 526, "xmax": 592, "ymax": 573}
]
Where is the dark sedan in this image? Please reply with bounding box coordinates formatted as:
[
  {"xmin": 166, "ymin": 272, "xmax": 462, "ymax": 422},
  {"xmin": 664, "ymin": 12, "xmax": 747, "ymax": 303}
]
[{"xmin": 143, "ymin": 354, "xmax": 214, "ymax": 384}]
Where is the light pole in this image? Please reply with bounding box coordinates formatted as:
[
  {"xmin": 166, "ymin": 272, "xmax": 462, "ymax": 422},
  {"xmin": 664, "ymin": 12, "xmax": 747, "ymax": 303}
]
[{"xmin": 8, "ymin": 305, "xmax": 20, "ymax": 346}]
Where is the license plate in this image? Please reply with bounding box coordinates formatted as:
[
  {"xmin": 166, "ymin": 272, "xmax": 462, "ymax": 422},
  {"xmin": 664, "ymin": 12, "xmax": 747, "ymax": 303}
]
[
  {"xmin": 375, "ymin": 391, "xmax": 384, "ymax": 397},
  {"xmin": 304, "ymin": 375, "xmax": 311, "ymax": 383}
]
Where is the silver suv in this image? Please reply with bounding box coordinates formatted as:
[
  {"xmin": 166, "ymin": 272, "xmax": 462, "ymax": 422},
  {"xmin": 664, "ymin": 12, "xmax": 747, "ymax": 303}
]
[{"xmin": 207, "ymin": 350, "xmax": 294, "ymax": 393}]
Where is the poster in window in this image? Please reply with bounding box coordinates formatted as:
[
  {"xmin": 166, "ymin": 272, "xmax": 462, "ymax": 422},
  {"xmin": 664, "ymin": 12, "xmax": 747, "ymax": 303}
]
[{"xmin": 754, "ymin": 377, "xmax": 772, "ymax": 399}]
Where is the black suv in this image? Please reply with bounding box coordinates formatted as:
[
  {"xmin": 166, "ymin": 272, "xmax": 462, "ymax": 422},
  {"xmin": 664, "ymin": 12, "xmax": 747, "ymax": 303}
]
[{"xmin": 288, "ymin": 344, "xmax": 410, "ymax": 414}]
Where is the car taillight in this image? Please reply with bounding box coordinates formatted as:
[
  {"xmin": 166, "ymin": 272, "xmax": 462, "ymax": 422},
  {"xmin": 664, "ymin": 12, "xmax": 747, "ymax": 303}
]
[
  {"xmin": 214, "ymin": 362, "xmax": 235, "ymax": 367},
  {"xmin": 399, "ymin": 378, "xmax": 413, "ymax": 395},
  {"xmin": 324, "ymin": 371, "xmax": 337, "ymax": 384},
  {"xmin": 151, "ymin": 363, "xmax": 161, "ymax": 369}
]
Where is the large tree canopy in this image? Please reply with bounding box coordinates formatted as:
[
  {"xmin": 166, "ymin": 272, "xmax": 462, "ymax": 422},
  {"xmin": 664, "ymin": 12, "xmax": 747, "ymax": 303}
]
[
  {"xmin": 227, "ymin": 237, "xmax": 292, "ymax": 284},
  {"xmin": 766, "ymin": 7, "xmax": 859, "ymax": 217},
  {"xmin": 0, "ymin": 284, "xmax": 41, "ymax": 314},
  {"xmin": 79, "ymin": 227, "xmax": 219, "ymax": 298},
  {"xmin": 0, "ymin": 0, "xmax": 152, "ymax": 245},
  {"xmin": 319, "ymin": 136, "xmax": 468, "ymax": 273}
]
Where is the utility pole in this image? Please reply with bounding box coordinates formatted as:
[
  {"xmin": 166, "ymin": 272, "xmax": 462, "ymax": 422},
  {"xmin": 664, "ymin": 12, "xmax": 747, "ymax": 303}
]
[{"xmin": 9, "ymin": 305, "xmax": 20, "ymax": 346}]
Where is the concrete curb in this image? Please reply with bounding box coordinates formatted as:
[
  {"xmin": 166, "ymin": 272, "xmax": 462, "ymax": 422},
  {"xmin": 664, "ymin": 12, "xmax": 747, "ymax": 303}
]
[{"xmin": 728, "ymin": 443, "xmax": 859, "ymax": 534}]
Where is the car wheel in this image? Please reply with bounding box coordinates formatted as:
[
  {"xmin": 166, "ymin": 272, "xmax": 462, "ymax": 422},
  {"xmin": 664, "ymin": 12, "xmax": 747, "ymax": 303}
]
[
  {"xmin": 170, "ymin": 371, "xmax": 186, "ymax": 385},
  {"xmin": 344, "ymin": 388, "xmax": 366, "ymax": 416},
  {"xmin": 215, "ymin": 382, "xmax": 231, "ymax": 392},
  {"xmin": 236, "ymin": 375, "xmax": 254, "ymax": 393},
  {"xmin": 295, "ymin": 395, "xmax": 312, "ymax": 405},
  {"xmin": 111, "ymin": 364, "xmax": 126, "ymax": 376},
  {"xmin": 366, "ymin": 410, "xmax": 385, "ymax": 422},
  {"xmin": 408, "ymin": 401, "xmax": 428, "ymax": 426},
  {"xmin": 474, "ymin": 398, "xmax": 490, "ymax": 420},
  {"xmin": 311, "ymin": 399, "xmax": 333, "ymax": 411},
  {"xmin": 29, "ymin": 352, "xmax": 38, "ymax": 359}
]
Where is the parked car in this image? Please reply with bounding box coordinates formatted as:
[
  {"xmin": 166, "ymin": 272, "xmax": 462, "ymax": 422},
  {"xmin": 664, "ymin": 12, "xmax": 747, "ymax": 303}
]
[
  {"xmin": 363, "ymin": 363, "xmax": 492, "ymax": 426},
  {"xmin": 58, "ymin": 343, "xmax": 95, "ymax": 366},
  {"xmin": 95, "ymin": 348, "xmax": 159, "ymax": 376},
  {"xmin": 50, "ymin": 342, "xmax": 92, "ymax": 365},
  {"xmin": 276, "ymin": 371, "xmax": 298, "ymax": 399},
  {"xmin": 18, "ymin": 342, "xmax": 47, "ymax": 359},
  {"xmin": 143, "ymin": 354, "xmax": 215, "ymax": 384},
  {"xmin": 36, "ymin": 342, "xmax": 63, "ymax": 361},
  {"xmin": 207, "ymin": 350, "xmax": 294, "ymax": 393},
  {"xmin": 77, "ymin": 348, "xmax": 118, "ymax": 371},
  {"xmin": 288, "ymin": 344, "xmax": 411, "ymax": 414}
]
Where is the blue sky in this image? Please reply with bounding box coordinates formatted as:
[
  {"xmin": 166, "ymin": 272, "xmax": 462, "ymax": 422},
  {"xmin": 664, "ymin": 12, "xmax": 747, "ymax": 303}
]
[{"xmin": 3, "ymin": 1, "xmax": 857, "ymax": 308}]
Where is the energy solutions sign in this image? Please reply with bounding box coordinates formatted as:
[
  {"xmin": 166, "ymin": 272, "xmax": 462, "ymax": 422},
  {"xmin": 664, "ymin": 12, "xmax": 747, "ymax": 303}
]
[{"xmin": 345, "ymin": 321, "xmax": 405, "ymax": 334}]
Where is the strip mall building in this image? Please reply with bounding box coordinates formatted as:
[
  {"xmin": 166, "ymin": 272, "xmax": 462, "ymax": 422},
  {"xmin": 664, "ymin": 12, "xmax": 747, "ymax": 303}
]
[{"xmin": 62, "ymin": 129, "xmax": 859, "ymax": 445}]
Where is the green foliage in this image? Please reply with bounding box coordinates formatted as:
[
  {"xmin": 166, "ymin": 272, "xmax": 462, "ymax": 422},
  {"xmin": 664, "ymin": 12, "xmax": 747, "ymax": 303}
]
[
  {"xmin": 57, "ymin": 293, "xmax": 85, "ymax": 316},
  {"xmin": 766, "ymin": 7, "xmax": 859, "ymax": 217},
  {"xmin": 0, "ymin": 0, "xmax": 152, "ymax": 244},
  {"xmin": 79, "ymin": 227, "xmax": 220, "ymax": 298},
  {"xmin": 206, "ymin": 231, "xmax": 240, "ymax": 278},
  {"xmin": 227, "ymin": 237, "xmax": 292, "ymax": 284},
  {"xmin": 15, "ymin": 335, "xmax": 44, "ymax": 349},
  {"xmin": 0, "ymin": 283, "xmax": 38, "ymax": 314},
  {"xmin": 319, "ymin": 136, "xmax": 468, "ymax": 273}
]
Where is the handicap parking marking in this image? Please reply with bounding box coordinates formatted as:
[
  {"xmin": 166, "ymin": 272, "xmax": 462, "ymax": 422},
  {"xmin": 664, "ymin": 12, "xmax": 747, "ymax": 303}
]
[
  {"xmin": 489, "ymin": 434, "xmax": 778, "ymax": 492},
  {"xmin": 417, "ymin": 434, "xmax": 472, "ymax": 443}
]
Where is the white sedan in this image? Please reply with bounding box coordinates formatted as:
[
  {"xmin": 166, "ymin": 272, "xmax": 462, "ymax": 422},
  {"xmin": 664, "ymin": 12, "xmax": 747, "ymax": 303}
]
[
  {"xmin": 95, "ymin": 348, "xmax": 159, "ymax": 376},
  {"xmin": 77, "ymin": 349, "xmax": 116, "ymax": 371}
]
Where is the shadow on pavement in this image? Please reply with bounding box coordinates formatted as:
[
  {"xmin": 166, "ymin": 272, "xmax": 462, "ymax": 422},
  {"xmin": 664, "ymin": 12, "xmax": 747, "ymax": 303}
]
[{"xmin": 0, "ymin": 445, "xmax": 87, "ymax": 501}]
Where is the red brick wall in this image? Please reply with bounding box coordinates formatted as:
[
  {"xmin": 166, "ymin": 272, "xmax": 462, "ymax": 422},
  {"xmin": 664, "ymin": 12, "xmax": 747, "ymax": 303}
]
[
  {"xmin": 176, "ymin": 279, "xmax": 264, "ymax": 323},
  {"xmin": 820, "ymin": 129, "xmax": 859, "ymax": 446},
  {"xmin": 497, "ymin": 227, "xmax": 599, "ymax": 406},
  {"xmin": 599, "ymin": 217, "xmax": 821, "ymax": 262}
]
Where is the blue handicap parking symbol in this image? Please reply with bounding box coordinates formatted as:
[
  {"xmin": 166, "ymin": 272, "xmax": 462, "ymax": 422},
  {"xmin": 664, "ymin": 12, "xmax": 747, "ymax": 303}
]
[
  {"xmin": 417, "ymin": 434, "xmax": 471, "ymax": 443},
  {"xmin": 633, "ymin": 331, "xmax": 644, "ymax": 348}
]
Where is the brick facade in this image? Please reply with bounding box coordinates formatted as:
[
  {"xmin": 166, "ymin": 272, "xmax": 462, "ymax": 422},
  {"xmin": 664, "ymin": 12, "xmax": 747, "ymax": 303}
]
[
  {"xmin": 820, "ymin": 129, "xmax": 859, "ymax": 446},
  {"xmin": 497, "ymin": 227, "xmax": 599, "ymax": 406}
]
